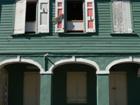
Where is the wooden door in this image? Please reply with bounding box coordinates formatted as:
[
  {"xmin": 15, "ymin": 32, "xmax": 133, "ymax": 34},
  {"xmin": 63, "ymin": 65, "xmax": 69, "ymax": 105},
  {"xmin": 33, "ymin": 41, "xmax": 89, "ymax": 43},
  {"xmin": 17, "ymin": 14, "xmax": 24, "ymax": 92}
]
[
  {"xmin": 23, "ymin": 72, "xmax": 40, "ymax": 105},
  {"xmin": 67, "ymin": 72, "xmax": 87, "ymax": 103},
  {"xmin": 109, "ymin": 72, "xmax": 127, "ymax": 105}
]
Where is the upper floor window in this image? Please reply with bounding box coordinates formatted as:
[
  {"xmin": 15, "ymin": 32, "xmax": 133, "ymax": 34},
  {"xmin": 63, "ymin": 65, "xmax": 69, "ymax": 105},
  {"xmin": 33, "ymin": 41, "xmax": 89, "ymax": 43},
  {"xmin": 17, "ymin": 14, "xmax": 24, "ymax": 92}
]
[
  {"xmin": 14, "ymin": 0, "xmax": 49, "ymax": 34},
  {"xmin": 112, "ymin": 0, "xmax": 132, "ymax": 33},
  {"xmin": 55, "ymin": 0, "xmax": 96, "ymax": 33}
]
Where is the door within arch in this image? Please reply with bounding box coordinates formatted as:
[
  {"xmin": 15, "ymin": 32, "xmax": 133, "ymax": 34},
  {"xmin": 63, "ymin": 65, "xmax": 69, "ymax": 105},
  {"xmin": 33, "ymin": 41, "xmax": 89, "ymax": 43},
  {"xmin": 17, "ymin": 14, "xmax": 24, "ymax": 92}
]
[
  {"xmin": 0, "ymin": 63, "xmax": 40, "ymax": 105},
  {"xmin": 52, "ymin": 63, "xmax": 97, "ymax": 105},
  {"xmin": 109, "ymin": 63, "xmax": 140, "ymax": 105}
]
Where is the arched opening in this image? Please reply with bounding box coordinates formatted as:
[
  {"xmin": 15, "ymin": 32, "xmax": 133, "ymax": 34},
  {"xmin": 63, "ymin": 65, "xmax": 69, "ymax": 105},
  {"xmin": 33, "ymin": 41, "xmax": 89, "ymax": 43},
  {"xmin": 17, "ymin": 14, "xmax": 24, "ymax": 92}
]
[
  {"xmin": 0, "ymin": 62, "xmax": 40, "ymax": 105},
  {"xmin": 52, "ymin": 63, "xmax": 97, "ymax": 105},
  {"xmin": 109, "ymin": 63, "xmax": 140, "ymax": 105}
]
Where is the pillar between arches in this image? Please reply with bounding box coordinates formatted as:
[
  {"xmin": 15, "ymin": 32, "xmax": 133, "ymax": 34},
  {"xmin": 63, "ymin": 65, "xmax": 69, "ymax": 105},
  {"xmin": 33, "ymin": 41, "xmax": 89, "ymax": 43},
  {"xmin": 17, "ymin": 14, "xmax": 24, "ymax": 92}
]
[
  {"xmin": 97, "ymin": 74, "xmax": 109, "ymax": 105},
  {"xmin": 40, "ymin": 74, "xmax": 52, "ymax": 105}
]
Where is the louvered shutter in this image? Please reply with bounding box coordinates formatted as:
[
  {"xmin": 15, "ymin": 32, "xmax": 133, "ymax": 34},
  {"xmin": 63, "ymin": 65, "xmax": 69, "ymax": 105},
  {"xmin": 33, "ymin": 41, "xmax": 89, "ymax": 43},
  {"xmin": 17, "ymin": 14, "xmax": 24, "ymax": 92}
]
[
  {"xmin": 14, "ymin": 0, "xmax": 26, "ymax": 34},
  {"xmin": 55, "ymin": 0, "xmax": 64, "ymax": 32},
  {"xmin": 85, "ymin": 0, "xmax": 95, "ymax": 32},
  {"xmin": 37, "ymin": 0, "xmax": 49, "ymax": 33}
]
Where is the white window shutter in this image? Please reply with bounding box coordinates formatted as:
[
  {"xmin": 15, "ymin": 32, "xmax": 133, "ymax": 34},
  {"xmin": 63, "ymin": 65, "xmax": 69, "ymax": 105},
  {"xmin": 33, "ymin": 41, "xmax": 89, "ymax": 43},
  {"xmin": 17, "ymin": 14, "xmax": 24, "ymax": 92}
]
[
  {"xmin": 14, "ymin": 0, "xmax": 26, "ymax": 34},
  {"xmin": 55, "ymin": 0, "xmax": 64, "ymax": 33},
  {"xmin": 37, "ymin": 0, "xmax": 49, "ymax": 33},
  {"xmin": 122, "ymin": 0, "xmax": 132, "ymax": 33},
  {"xmin": 112, "ymin": 0, "xmax": 132, "ymax": 33},
  {"xmin": 85, "ymin": 0, "xmax": 96, "ymax": 33},
  {"xmin": 112, "ymin": 0, "xmax": 122, "ymax": 33}
]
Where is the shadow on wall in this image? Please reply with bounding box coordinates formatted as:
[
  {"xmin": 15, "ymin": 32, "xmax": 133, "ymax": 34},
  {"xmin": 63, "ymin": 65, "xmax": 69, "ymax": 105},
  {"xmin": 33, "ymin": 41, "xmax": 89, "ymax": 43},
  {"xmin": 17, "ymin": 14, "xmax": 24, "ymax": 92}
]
[{"xmin": 1, "ymin": 0, "xmax": 15, "ymax": 4}]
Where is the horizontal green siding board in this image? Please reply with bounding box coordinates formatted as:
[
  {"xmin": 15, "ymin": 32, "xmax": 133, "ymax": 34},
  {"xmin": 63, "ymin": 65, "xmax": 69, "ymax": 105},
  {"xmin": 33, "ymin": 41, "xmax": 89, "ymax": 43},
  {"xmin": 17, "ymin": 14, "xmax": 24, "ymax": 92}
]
[
  {"xmin": 0, "ymin": 37, "xmax": 140, "ymax": 53},
  {"xmin": 132, "ymin": 0, "xmax": 140, "ymax": 35},
  {"xmin": 96, "ymin": 0, "xmax": 111, "ymax": 36}
]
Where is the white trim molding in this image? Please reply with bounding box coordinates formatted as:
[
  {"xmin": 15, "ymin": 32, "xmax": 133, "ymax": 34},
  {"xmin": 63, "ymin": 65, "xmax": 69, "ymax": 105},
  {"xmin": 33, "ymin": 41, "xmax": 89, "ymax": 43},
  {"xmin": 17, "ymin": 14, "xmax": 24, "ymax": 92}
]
[
  {"xmin": 46, "ymin": 58, "xmax": 100, "ymax": 74},
  {"xmin": 105, "ymin": 56, "xmax": 133, "ymax": 74},
  {"xmin": 0, "ymin": 56, "xmax": 45, "ymax": 74}
]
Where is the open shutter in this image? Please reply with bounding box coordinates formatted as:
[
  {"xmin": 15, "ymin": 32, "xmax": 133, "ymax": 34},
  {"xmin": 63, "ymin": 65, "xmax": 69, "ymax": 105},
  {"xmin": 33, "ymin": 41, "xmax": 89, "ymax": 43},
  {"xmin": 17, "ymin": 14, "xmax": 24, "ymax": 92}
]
[
  {"xmin": 37, "ymin": 0, "xmax": 49, "ymax": 33},
  {"xmin": 85, "ymin": 0, "xmax": 95, "ymax": 32},
  {"xmin": 14, "ymin": 0, "xmax": 26, "ymax": 34},
  {"xmin": 55, "ymin": 0, "xmax": 64, "ymax": 33}
]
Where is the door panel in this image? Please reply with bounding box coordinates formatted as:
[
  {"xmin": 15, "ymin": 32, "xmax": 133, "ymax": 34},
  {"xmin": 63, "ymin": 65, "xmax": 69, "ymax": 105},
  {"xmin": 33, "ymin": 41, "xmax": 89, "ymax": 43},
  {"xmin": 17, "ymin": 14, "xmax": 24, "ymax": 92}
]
[
  {"xmin": 24, "ymin": 72, "xmax": 40, "ymax": 105},
  {"xmin": 109, "ymin": 72, "xmax": 127, "ymax": 105},
  {"xmin": 67, "ymin": 72, "xmax": 87, "ymax": 103}
]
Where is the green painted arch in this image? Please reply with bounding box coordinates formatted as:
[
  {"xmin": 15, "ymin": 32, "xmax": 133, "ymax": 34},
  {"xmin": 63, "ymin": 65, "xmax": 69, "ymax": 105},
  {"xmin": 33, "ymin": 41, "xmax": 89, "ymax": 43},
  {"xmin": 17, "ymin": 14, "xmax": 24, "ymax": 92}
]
[
  {"xmin": 105, "ymin": 57, "xmax": 140, "ymax": 73},
  {"xmin": 46, "ymin": 57, "xmax": 100, "ymax": 74},
  {"xmin": 0, "ymin": 56, "xmax": 45, "ymax": 73}
]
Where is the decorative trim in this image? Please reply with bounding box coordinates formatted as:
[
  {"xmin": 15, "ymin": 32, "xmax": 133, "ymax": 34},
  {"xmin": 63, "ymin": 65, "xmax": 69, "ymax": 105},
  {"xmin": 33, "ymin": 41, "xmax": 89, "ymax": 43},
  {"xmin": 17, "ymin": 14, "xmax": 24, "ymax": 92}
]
[
  {"xmin": 133, "ymin": 58, "xmax": 140, "ymax": 63},
  {"xmin": 105, "ymin": 56, "xmax": 133, "ymax": 74},
  {"xmin": 0, "ymin": 56, "xmax": 45, "ymax": 74},
  {"xmin": 96, "ymin": 70, "xmax": 109, "ymax": 74},
  {"xmin": 46, "ymin": 57, "xmax": 100, "ymax": 74}
]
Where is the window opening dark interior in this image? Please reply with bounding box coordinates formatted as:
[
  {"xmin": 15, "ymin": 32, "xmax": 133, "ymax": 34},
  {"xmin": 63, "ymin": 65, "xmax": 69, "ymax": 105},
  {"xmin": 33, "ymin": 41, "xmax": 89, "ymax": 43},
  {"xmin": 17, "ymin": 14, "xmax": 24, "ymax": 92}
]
[
  {"xmin": 26, "ymin": 2, "xmax": 37, "ymax": 22},
  {"xmin": 67, "ymin": 0, "xmax": 83, "ymax": 21}
]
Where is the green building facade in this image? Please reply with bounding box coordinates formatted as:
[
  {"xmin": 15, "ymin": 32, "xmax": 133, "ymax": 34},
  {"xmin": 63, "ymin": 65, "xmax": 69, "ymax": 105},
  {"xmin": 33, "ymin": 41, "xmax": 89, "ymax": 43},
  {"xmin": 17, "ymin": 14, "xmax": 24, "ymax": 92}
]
[{"xmin": 0, "ymin": 0, "xmax": 140, "ymax": 105}]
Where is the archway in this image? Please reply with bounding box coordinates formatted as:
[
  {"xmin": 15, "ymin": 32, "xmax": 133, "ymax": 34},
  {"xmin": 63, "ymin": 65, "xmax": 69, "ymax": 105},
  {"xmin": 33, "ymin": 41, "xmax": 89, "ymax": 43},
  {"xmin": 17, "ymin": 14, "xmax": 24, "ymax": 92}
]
[
  {"xmin": 109, "ymin": 62, "xmax": 140, "ymax": 105},
  {"xmin": 52, "ymin": 63, "xmax": 97, "ymax": 105},
  {"xmin": 0, "ymin": 62, "xmax": 40, "ymax": 105}
]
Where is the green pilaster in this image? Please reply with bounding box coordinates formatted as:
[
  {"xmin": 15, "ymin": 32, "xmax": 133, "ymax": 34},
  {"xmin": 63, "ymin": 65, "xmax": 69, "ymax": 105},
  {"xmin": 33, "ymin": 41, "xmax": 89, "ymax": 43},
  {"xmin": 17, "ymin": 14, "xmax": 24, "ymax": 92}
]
[
  {"xmin": 97, "ymin": 74, "xmax": 109, "ymax": 105},
  {"xmin": 40, "ymin": 74, "xmax": 52, "ymax": 105}
]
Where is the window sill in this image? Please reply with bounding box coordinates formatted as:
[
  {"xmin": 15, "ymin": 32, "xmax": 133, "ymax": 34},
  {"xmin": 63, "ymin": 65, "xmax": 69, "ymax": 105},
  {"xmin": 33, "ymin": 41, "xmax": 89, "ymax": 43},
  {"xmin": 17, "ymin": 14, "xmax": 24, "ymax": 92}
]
[
  {"xmin": 111, "ymin": 32, "xmax": 138, "ymax": 36},
  {"xmin": 58, "ymin": 32, "xmax": 96, "ymax": 36},
  {"xmin": 11, "ymin": 33, "xmax": 49, "ymax": 37}
]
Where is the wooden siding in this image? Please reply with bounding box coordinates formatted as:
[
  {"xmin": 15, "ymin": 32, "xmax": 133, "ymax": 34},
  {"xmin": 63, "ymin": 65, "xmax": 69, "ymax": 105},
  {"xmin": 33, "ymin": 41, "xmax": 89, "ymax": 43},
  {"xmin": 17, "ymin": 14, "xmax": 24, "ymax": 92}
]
[
  {"xmin": 132, "ymin": 0, "xmax": 140, "ymax": 34},
  {"xmin": 0, "ymin": 0, "xmax": 140, "ymax": 53},
  {"xmin": 0, "ymin": 1, "xmax": 15, "ymax": 38}
]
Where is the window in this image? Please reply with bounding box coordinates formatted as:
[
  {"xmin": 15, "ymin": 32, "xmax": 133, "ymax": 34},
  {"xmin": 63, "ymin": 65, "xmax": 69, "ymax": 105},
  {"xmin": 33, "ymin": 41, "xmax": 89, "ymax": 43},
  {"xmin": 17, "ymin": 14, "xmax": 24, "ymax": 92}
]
[
  {"xmin": 25, "ymin": 1, "xmax": 37, "ymax": 33},
  {"xmin": 67, "ymin": 72, "xmax": 87, "ymax": 103},
  {"xmin": 14, "ymin": 0, "xmax": 49, "ymax": 34},
  {"xmin": 112, "ymin": 0, "xmax": 132, "ymax": 33},
  {"xmin": 66, "ymin": 0, "xmax": 84, "ymax": 32},
  {"xmin": 55, "ymin": 0, "xmax": 96, "ymax": 33}
]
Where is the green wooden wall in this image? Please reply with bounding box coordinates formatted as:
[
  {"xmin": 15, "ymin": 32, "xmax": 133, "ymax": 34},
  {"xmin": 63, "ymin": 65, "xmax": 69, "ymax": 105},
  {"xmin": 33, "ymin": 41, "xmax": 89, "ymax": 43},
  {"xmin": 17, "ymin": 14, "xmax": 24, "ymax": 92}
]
[
  {"xmin": 0, "ymin": 0, "xmax": 15, "ymax": 38},
  {"xmin": 0, "ymin": 0, "xmax": 140, "ymax": 54}
]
